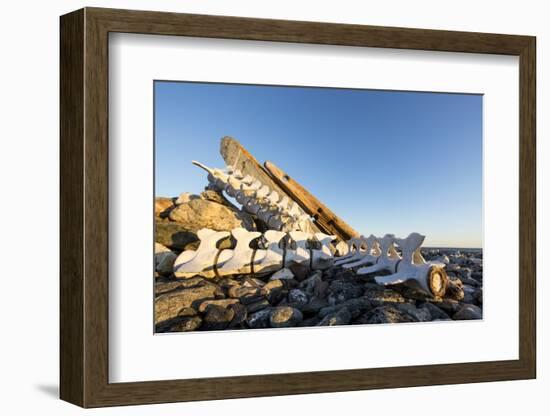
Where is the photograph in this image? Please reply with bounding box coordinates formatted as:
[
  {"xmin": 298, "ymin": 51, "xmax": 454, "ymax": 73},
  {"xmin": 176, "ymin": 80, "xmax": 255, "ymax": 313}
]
[{"xmin": 153, "ymin": 81, "xmax": 483, "ymax": 333}]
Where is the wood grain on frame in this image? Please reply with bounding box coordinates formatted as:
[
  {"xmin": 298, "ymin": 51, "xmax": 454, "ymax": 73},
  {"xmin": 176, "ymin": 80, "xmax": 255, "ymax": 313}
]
[{"xmin": 60, "ymin": 7, "xmax": 536, "ymax": 408}]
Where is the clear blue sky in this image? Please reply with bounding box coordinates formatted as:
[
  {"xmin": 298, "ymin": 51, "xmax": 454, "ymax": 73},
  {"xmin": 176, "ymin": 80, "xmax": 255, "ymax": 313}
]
[{"xmin": 155, "ymin": 81, "xmax": 482, "ymax": 248}]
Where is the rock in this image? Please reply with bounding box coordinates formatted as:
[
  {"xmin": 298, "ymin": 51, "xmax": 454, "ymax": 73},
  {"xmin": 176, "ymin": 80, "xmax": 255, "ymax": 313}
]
[
  {"xmin": 288, "ymin": 263, "xmax": 311, "ymax": 281},
  {"xmin": 197, "ymin": 298, "xmax": 239, "ymax": 313},
  {"xmin": 155, "ymin": 284, "xmax": 224, "ymax": 327},
  {"xmin": 155, "ymin": 197, "xmax": 174, "ymax": 217},
  {"xmin": 328, "ymin": 280, "xmax": 364, "ymax": 304},
  {"xmin": 246, "ymin": 299, "xmax": 270, "ymax": 313},
  {"xmin": 318, "ymin": 307, "xmax": 351, "ymax": 326},
  {"xmin": 358, "ymin": 306, "xmax": 415, "ymax": 324},
  {"xmin": 175, "ymin": 192, "xmax": 198, "ymax": 205},
  {"xmin": 246, "ymin": 308, "xmax": 272, "ymax": 329},
  {"xmin": 154, "ymin": 243, "xmax": 177, "ymax": 276},
  {"xmin": 299, "ymin": 317, "xmax": 321, "ymax": 327},
  {"xmin": 453, "ymin": 304, "xmax": 482, "ymax": 320},
  {"xmin": 155, "ymin": 221, "xmax": 200, "ymax": 251},
  {"xmin": 261, "ymin": 279, "xmax": 287, "ymax": 304},
  {"xmin": 394, "ymin": 303, "xmax": 432, "ymax": 322},
  {"xmin": 239, "ymin": 294, "xmax": 265, "ymax": 305},
  {"xmin": 288, "ymin": 288, "xmax": 308, "ymax": 304},
  {"xmin": 167, "ymin": 316, "xmax": 202, "ymax": 332},
  {"xmin": 155, "ymin": 277, "xmax": 208, "ymax": 296},
  {"xmin": 201, "ymin": 304, "xmax": 235, "ymax": 330},
  {"xmin": 270, "ymin": 268, "xmax": 295, "ymax": 280},
  {"xmin": 299, "ymin": 298, "xmax": 329, "ymax": 315},
  {"xmin": 445, "ymin": 278, "xmax": 465, "ymax": 301},
  {"xmin": 474, "ymin": 288, "xmax": 483, "ymax": 306},
  {"xmin": 228, "ymin": 285, "xmax": 260, "ymax": 299},
  {"xmin": 320, "ymin": 298, "xmax": 371, "ymax": 319},
  {"xmin": 432, "ymin": 299, "xmax": 461, "ymax": 315},
  {"xmin": 300, "ymin": 271, "xmax": 328, "ymax": 298},
  {"xmin": 363, "ymin": 287, "xmax": 407, "ymax": 306},
  {"xmin": 228, "ymin": 303, "xmax": 248, "ymax": 328},
  {"xmin": 200, "ymin": 189, "xmax": 235, "ymax": 208},
  {"xmin": 270, "ymin": 307, "xmax": 303, "ymax": 328},
  {"xmin": 420, "ymin": 302, "xmax": 451, "ymax": 320},
  {"xmin": 169, "ymin": 198, "xmax": 256, "ymax": 231}
]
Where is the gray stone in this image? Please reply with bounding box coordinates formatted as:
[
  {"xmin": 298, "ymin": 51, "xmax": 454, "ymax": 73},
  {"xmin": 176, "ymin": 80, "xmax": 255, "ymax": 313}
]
[
  {"xmin": 358, "ymin": 306, "xmax": 415, "ymax": 324},
  {"xmin": 317, "ymin": 307, "xmax": 351, "ymax": 326},
  {"xmin": 246, "ymin": 308, "xmax": 272, "ymax": 329},
  {"xmin": 270, "ymin": 268, "xmax": 295, "ymax": 280},
  {"xmin": 246, "ymin": 299, "xmax": 271, "ymax": 313},
  {"xmin": 453, "ymin": 304, "xmax": 483, "ymax": 320},
  {"xmin": 363, "ymin": 287, "xmax": 407, "ymax": 306},
  {"xmin": 228, "ymin": 303, "xmax": 248, "ymax": 328},
  {"xmin": 395, "ymin": 303, "xmax": 432, "ymax": 322},
  {"xmin": 167, "ymin": 316, "xmax": 202, "ymax": 332},
  {"xmin": 288, "ymin": 288, "xmax": 308, "ymax": 304},
  {"xmin": 201, "ymin": 304, "xmax": 235, "ymax": 330},
  {"xmin": 154, "ymin": 243, "xmax": 177, "ymax": 276},
  {"xmin": 154, "ymin": 277, "xmax": 207, "ymax": 296},
  {"xmin": 300, "ymin": 271, "xmax": 328, "ymax": 298},
  {"xmin": 420, "ymin": 302, "xmax": 451, "ymax": 320},
  {"xmin": 270, "ymin": 307, "xmax": 303, "ymax": 328},
  {"xmin": 155, "ymin": 284, "xmax": 224, "ymax": 326}
]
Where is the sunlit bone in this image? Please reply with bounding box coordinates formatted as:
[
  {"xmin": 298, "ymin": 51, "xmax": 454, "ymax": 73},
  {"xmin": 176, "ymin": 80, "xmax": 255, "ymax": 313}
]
[
  {"xmin": 285, "ymin": 231, "xmax": 311, "ymax": 267},
  {"xmin": 193, "ymin": 160, "xmax": 312, "ymax": 232},
  {"xmin": 174, "ymin": 229, "xmax": 230, "ymax": 279},
  {"xmin": 334, "ymin": 237, "xmax": 366, "ymax": 265},
  {"xmin": 335, "ymin": 235, "xmax": 368, "ymax": 265},
  {"xmin": 216, "ymin": 228, "xmax": 262, "ymax": 276},
  {"xmin": 252, "ymin": 230, "xmax": 287, "ymax": 275},
  {"xmin": 356, "ymin": 234, "xmax": 401, "ymax": 275},
  {"xmin": 311, "ymin": 233, "xmax": 337, "ymax": 270},
  {"xmin": 374, "ymin": 233, "xmax": 447, "ymax": 297},
  {"xmin": 341, "ymin": 235, "xmax": 381, "ymax": 269}
]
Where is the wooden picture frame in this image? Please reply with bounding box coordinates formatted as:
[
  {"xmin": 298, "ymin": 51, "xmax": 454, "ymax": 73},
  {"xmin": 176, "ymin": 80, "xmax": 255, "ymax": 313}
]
[{"xmin": 60, "ymin": 7, "xmax": 536, "ymax": 408}]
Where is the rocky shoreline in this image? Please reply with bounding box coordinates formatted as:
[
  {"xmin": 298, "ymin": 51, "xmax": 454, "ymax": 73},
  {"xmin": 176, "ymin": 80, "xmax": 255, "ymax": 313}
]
[{"xmin": 154, "ymin": 192, "xmax": 483, "ymax": 333}]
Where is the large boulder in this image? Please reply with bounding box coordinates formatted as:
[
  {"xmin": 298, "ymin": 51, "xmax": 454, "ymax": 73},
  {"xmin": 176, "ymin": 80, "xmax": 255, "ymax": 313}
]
[
  {"xmin": 155, "ymin": 221, "xmax": 201, "ymax": 251},
  {"xmin": 169, "ymin": 198, "xmax": 256, "ymax": 231},
  {"xmin": 155, "ymin": 284, "xmax": 224, "ymax": 328},
  {"xmin": 155, "ymin": 197, "xmax": 174, "ymax": 217}
]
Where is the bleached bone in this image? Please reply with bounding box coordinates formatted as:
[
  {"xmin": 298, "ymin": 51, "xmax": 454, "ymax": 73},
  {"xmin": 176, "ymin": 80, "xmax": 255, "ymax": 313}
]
[
  {"xmin": 374, "ymin": 233, "xmax": 448, "ymax": 297},
  {"xmin": 252, "ymin": 230, "xmax": 286, "ymax": 275},
  {"xmin": 334, "ymin": 237, "xmax": 366, "ymax": 265},
  {"xmin": 341, "ymin": 234, "xmax": 380, "ymax": 269},
  {"xmin": 216, "ymin": 228, "xmax": 261, "ymax": 276},
  {"xmin": 336, "ymin": 235, "xmax": 369, "ymax": 265},
  {"xmin": 335, "ymin": 240, "xmax": 351, "ymax": 256},
  {"xmin": 193, "ymin": 160, "xmax": 312, "ymax": 232},
  {"xmin": 311, "ymin": 233, "xmax": 337, "ymax": 270},
  {"xmin": 357, "ymin": 234, "xmax": 401, "ymax": 275},
  {"xmin": 285, "ymin": 231, "xmax": 311, "ymax": 267},
  {"xmin": 174, "ymin": 229, "xmax": 230, "ymax": 278}
]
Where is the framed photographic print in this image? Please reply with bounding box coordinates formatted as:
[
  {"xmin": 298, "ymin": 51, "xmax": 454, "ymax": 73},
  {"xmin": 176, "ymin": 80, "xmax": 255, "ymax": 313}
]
[{"xmin": 60, "ymin": 7, "xmax": 536, "ymax": 408}]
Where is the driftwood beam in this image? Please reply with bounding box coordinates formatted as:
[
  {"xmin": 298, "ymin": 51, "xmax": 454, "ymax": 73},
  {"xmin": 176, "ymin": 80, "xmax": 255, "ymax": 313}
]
[
  {"xmin": 219, "ymin": 136, "xmax": 321, "ymax": 234},
  {"xmin": 264, "ymin": 160, "xmax": 360, "ymax": 241}
]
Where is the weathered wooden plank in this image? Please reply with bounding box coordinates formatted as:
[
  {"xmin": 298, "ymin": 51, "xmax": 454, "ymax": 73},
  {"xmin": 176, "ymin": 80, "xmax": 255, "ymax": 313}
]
[
  {"xmin": 264, "ymin": 160, "xmax": 360, "ymax": 241},
  {"xmin": 219, "ymin": 136, "xmax": 320, "ymax": 234}
]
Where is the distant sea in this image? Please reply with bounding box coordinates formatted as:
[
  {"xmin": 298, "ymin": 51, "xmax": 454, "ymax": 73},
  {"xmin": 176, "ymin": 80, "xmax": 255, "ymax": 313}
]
[{"xmin": 423, "ymin": 247, "xmax": 482, "ymax": 253}]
